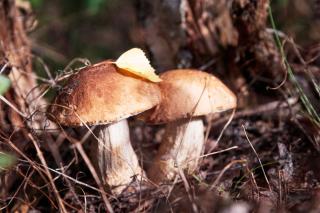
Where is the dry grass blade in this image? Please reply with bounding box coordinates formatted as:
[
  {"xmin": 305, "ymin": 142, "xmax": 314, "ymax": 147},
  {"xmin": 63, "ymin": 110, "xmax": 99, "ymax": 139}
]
[
  {"xmin": 206, "ymin": 109, "xmax": 236, "ymax": 154},
  {"xmin": 242, "ymin": 125, "xmax": 272, "ymax": 192}
]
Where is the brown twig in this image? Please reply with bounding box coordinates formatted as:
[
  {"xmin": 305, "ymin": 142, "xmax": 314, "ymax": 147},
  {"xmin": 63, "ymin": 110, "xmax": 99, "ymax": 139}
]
[
  {"xmin": 28, "ymin": 133, "xmax": 68, "ymax": 213},
  {"xmin": 210, "ymin": 97, "xmax": 298, "ymax": 128},
  {"xmin": 178, "ymin": 169, "xmax": 198, "ymax": 213},
  {"xmin": 183, "ymin": 146, "xmax": 239, "ymax": 166},
  {"xmin": 210, "ymin": 159, "xmax": 247, "ymax": 190},
  {"xmin": 17, "ymin": 166, "xmax": 57, "ymax": 208},
  {"xmin": 65, "ymin": 134, "xmax": 114, "ymax": 213}
]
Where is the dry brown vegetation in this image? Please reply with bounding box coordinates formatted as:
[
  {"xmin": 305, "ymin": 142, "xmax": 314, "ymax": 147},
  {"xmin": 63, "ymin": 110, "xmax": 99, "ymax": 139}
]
[{"xmin": 0, "ymin": 0, "xmax": 319, "ymax": 212}]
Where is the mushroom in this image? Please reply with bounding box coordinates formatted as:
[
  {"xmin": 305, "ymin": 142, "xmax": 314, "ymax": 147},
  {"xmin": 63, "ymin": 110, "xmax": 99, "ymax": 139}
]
[
  {"xmin": 141, "ymin": 69, "xmax": 237, "ymax": 183},
  {"xmin": 48, "ymin": 61, "xmax": 161, "ymax": 193}
]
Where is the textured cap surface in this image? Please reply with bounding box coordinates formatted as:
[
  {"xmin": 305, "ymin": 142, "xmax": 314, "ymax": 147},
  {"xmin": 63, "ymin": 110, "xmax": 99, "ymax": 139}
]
[
  {"xmin": 48, "ymin": 62, "xmax": 161, "ymax": 126},
  {"xmin": 142, "ymin": 69, "xmax": 237, "ymax": 123}
]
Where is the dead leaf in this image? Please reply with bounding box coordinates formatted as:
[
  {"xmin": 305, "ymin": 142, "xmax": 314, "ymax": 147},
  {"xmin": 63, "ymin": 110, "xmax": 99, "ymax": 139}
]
[{"xmin": 114, "ymin": 48, "xmax": 162, "ymax": 82}]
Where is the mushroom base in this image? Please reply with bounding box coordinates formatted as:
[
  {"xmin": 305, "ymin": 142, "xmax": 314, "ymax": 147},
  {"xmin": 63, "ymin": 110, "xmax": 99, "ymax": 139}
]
[
  {"xmin": 92, "ymin": 119, "xmax": 144, "ymax": 194},
  {"xmin": 148, "ymin": 118, "xmax": 204, "ymax": 183}
]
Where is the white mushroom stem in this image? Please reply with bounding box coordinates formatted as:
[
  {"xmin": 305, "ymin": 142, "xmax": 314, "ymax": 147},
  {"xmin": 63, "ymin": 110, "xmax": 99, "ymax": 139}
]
[
  {"xmin": 148, "ymin": 118, "xmax": 204, "ymax": 183},
  {"xmin": 92, "ymin": 119, "xmax": 143, "ymax": 193}
]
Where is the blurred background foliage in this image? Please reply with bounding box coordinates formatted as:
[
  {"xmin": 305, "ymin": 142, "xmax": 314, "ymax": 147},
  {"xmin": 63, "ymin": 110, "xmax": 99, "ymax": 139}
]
[
  {"xmin": 270, "ymin": 0, "xmax": 320, "ymax": 45},
  {"xmin": 0, "ymin": 75, "xmax": 11, "ymax": 95},
  {"xmin": 0, "ymin": 75, "xmax": 15, "ymax": 172},
  {"xmin": 0, "ymin": 153, "xmax": 16, "ymax": 172},
  {"xmin": 27, "ymin": 0, "xmax": 320, "ymax": 74},
  {"xmin": 29, "ymin": 0, "xmax": 138, "ymax": 76}
]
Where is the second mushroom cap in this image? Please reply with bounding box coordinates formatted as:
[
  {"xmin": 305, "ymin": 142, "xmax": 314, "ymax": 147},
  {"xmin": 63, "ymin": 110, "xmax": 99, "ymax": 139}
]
[{"xmin": 142, "ymin": 69, "xmax": 237, "ymax": 123}]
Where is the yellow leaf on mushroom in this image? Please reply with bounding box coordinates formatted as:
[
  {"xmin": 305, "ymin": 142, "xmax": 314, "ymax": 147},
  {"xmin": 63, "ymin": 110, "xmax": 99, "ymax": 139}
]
[{"xmin": 114, "ymin": 48, "xmax": 162, "ymax": 82}]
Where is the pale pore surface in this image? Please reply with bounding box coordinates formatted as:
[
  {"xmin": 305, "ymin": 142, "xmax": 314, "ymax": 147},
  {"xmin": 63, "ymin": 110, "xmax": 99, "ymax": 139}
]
[
  {"xmin": 148, "ymin": 118, "xmax": 204, "ymax": 183},
  {"xmin": 93, "ymin": 119, "xmax": 143, "ymax": 193}
]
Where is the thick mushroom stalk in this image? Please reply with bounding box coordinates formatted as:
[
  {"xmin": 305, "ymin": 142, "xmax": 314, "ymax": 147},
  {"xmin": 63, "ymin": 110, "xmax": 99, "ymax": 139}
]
[
  {"xmin": 148, "ymin": 118, "xmax": 204, "ymax": 183},
  {"xmin": 93, "ymin": 119, "xmax": 143, "ymax": 192}
]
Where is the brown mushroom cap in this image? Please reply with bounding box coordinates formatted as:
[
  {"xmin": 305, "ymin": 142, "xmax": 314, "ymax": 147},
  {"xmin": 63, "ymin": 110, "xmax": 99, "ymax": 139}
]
[
  {"xmin": 142, "ymin": 69, "xmax": 237, "ymax": 124},
  {"xmin": 48, "ymin": 61, "xmax": 161, "ymax": 126}
]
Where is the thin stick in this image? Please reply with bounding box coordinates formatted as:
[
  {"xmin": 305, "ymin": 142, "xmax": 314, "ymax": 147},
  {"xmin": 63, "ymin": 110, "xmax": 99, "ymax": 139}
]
[
  {"xmin": 207, "ymin": 109, "xmax": 236, "ymax": 154},
  {"xmin": 178, "ymin": 169, "xmax": 198, "ymax": 213},
  {"xmin": 18, "ymin": 167, "xmax": 58, "ymax": 208},
  {"xmin": 62, "ymin": 58, "xmax": 91, "ymax": 74},
  {"xmin": 28, "ymin": 133, "xmax": 68, "ymax": 213},
  {"xmin": 242, "ymin": 125, "xmax": 272, "ymax": 191},
  {"xmin": 0, "ymin": 95, "xmax": 27, "ymax": 117},
  {"xmin": 0, "ymin": 167, "xmax": 29, "ymax": 210},
  {"xmin": 60, "ymin": 164, "xmax": 85, "ymax": 211},
  {"xmin": 183, "ymin": 146, "xmax": 238, "ymax": 166},
  {"xmin": 211, "ymin": 97, "xmax": 298, "ymax": 128},
  {"xmin": 166, "ymin": 175, "xmax": 179, "ymax": 199},
  {"xmin": 18, "ymin": 159, "xmax": 101, "ymax": 193},
  {"xmin": 4, "ymin": 137, "xmax": 52, "ymax": 188},
  {"xmin": 210, "ymin": 160, "xmax": 246, "ymax": 190},
  {"xmin": 33, "ymin": 55, "xmax": 55, "ymax": 85},
  {"xmin": 73, "ymin": 141, "xmax": 114, "ymax": 213},
  {"xmin": 0, "ymin": 62, "xmax": 9, "ymax": 74}
]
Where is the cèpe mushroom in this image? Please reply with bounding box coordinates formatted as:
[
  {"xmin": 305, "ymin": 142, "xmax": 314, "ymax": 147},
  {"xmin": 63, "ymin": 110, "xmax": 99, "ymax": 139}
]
[
  {"xmin": 48, "ymin": 61, "xmax": 161, "ymax": 193},
  {"xmin": 142, "ymin": 69, "xmax": 237, "ymax": 183}
]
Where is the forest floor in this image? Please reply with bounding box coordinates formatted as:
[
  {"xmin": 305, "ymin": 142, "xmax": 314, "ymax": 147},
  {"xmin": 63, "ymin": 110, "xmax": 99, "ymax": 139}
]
[{"xmin": 1, "ymin": 0, "xmax": 320, "ymax": 212}]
